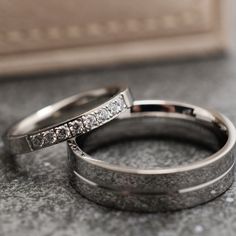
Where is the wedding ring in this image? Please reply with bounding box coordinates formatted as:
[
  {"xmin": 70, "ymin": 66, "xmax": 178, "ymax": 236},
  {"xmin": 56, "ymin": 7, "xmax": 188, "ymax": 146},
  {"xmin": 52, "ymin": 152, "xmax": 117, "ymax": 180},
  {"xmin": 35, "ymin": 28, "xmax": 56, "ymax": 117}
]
[
  {"xmin": 4, "ymin": 87, "xmax": 133, "ymax": 154},
  {"xmin": 68, "ymin": 100, "xmax": 236, "ymax": 211}
]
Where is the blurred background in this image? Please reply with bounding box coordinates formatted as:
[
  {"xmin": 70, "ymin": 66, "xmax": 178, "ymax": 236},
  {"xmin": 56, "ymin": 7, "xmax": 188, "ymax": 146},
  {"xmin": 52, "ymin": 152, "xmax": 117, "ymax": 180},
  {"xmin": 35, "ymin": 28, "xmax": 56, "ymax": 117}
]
[
  {"xmin": 0, "ymin": 0, "xmax": 230, "ymax": 76},
  {"xmin": 1, "ymin": 1, "xmax": 236, "ymax": 236}
]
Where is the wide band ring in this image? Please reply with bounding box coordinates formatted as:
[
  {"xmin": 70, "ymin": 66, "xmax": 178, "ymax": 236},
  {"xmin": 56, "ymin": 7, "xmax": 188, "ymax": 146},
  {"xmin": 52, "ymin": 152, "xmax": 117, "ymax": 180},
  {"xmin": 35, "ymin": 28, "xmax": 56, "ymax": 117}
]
[
  {"xmin": 68, "ymin": 100, "xmax": 236, "ymax": 211},
  {"xmin": 4, "ymin": 87, "xmax": 133, "ymax": 154}
]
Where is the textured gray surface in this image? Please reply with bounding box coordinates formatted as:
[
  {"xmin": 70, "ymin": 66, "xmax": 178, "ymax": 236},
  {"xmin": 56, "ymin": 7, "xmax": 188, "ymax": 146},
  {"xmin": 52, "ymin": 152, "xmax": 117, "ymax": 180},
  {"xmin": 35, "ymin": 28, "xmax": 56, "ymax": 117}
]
[{"xmin": 1, "ymin": 41, "xmax": 236, "ymax": 236}]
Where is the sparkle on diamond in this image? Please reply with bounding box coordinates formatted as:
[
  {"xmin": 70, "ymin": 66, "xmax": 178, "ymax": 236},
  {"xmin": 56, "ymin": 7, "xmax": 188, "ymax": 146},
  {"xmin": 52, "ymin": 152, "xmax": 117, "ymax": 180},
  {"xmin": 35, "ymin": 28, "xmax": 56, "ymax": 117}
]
[
  {"xmin": 31, "ymin": 134, "xmax": 44, "ymax": 148},
  {"xmin": 96, "ymin": 108, "xmax": 109, "ymax": 123},
  {"xmin": 68, "ymin": 119, "xmax": 84, "ymax": 136},
  {"xmin": 42, "ymin": 130, "xmax": 57, "ymax": 146},
  {"xmin": 83, "ymin": 114, "xmax": 97, "ymax": 130},
  {"xmin": 55, "ymin": 125, "xmax": 71, "ymax": 141},
  {"xmin": 108, "ymin": 97, "xmax": 125, "ymax": 116}
]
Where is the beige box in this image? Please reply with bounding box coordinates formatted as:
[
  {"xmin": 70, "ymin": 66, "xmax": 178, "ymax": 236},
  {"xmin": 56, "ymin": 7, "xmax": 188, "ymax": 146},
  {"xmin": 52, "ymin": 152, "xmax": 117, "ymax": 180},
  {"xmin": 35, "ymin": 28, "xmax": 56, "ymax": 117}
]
[{"xmin": 0, "ymin": 0, "xmax": 230, "ymax": 76}]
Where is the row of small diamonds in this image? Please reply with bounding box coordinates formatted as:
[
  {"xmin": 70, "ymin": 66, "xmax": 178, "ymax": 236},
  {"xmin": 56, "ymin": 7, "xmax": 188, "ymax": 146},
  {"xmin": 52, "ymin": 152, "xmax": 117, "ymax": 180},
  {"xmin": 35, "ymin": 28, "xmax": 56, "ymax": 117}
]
[
  {"xmin": 29, "ymin": 119, "xmax": 86, "ymax": 149},
  {"xmin": 29, "ymin": 124, "xmax": 72, "ymax": 149},
  {"xmin": 82, "ymin": 95, "xmax": 127, "ymax": 131},
  {"xmin": 29, "ymin": 95, "xmax": 127, "ymax": 149}
]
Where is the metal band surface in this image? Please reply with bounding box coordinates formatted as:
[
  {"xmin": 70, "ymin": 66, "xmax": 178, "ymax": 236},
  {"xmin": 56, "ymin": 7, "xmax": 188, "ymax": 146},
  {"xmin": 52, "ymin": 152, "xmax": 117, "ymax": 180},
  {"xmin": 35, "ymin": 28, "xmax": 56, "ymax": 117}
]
[
  {"xmin": 68, "ymin": 100, "xmax": 236, "ymax": 211},
  {"xmin": 4, "ymin": 87, "xmax": 133, "ymax": 154},
  {"xmin": 70, "ymin": 162, "xmax": 234, "ymax": 212}
]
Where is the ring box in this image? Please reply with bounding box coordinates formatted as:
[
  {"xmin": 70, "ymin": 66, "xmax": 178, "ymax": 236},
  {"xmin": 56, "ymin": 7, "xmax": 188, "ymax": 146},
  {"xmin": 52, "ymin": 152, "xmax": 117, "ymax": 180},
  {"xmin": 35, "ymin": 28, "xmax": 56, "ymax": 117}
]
[{"xmin": 0, "ymin": 0, "xmax": 230, "ymax": 77}]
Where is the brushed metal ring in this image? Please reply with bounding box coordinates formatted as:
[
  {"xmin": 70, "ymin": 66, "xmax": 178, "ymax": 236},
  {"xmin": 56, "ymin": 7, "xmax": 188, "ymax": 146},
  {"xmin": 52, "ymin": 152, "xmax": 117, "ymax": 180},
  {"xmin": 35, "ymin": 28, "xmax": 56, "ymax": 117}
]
[
  {"xmin": 68, "ymin": 100, "xmax": 236, "ymax": 212},
  {"xmin": 3, "ymin": 86, "xmax": 133, "ymax": 154}
]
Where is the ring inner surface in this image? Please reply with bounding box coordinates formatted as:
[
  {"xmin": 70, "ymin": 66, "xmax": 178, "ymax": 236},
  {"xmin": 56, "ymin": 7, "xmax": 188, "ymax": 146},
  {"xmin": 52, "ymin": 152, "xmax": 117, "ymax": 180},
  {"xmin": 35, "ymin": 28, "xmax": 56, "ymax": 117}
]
[
  {"xmin": 12, "ymin": 88, "xmax": 119, "ymax": 135},
  {"xmin": 76, "ymin": 108, "xmax": 228, "ymax": 169}
]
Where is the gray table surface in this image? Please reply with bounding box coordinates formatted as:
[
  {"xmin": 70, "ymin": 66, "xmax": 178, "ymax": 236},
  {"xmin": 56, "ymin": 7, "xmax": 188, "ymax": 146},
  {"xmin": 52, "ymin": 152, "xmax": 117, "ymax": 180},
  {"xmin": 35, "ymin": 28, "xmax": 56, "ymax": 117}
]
[{"xmin": 1, "ymin": 38, "xmax": 236, "ymax": 236}]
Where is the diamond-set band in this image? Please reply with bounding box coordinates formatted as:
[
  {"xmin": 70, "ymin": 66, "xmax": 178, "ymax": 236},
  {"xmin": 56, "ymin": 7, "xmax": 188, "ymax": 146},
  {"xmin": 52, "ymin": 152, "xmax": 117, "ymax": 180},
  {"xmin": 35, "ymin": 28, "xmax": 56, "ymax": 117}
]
[
  {"xmin": 29, "ymin": 95, "xmax": 127, "ymax": 150},
  {"xmin": 4, "ymin": 87, "xmax": 133, "ymax": 154}
]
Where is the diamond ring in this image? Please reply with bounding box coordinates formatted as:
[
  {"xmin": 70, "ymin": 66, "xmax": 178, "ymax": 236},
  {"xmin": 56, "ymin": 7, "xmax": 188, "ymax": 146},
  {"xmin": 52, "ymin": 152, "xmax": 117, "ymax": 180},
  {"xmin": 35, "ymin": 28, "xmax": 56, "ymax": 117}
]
[{"xmin": 3, "ymin": 86, "xmax": 133, "ymax": 154}]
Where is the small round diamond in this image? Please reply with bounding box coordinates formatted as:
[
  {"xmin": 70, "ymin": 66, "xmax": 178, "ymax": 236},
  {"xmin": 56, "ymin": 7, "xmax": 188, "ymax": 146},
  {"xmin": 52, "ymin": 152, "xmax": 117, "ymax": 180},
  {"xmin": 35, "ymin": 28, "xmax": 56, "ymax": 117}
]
[
  {"xmin": 55, "ymin": 125, "xmax": 71, "ymax": 141},
  {"xmin": 68, "ymin": 119, "xmax": 84, "ymax": 136},
  {"xmin": 30, "ymin": 134, "xmax": 44, "ymax": 148},
  {"xmin": 83, "ymin": 114, "xmax": 97, "ymax": 130},
  {"xmin": 109, "ymin": 100, "xmax": 122, "ymax": 116},
  {"xmin": 42, "ymin": 130, "xmax": 57, "ymax": 145},
  {"xmin": 117, "ymin": 97, "xmax": 126, "ymax": 110},
  {"xmin": 96, "ymin": 109, "xmax": 109, "ymax": 123}
]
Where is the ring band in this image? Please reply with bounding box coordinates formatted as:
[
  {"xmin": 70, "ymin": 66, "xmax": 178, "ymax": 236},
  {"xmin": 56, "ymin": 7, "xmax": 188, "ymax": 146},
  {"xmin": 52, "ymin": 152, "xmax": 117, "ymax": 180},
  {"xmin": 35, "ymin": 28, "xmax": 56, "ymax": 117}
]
[
  {"xmin": 70, "ymin": 163, "xmax": 234, "ymax": 212},
  {"xmin": 4, "ymin": 87, "xmax": 133, "ymax": 154},
  {"xmin": 68, "ymin": 100, "xmax": 236, "ymax": 211}
]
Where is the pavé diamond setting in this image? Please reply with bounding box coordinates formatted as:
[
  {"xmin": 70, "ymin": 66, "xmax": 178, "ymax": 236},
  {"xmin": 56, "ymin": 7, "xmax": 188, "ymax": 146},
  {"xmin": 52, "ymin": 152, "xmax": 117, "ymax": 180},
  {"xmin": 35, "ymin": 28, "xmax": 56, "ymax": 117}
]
[
  {"xmin": 96, "ymin": 108, "xmax": 109, "ymax": 123},
  {"xmin": 42, "ymin": 129, "xmax": 57, "ymax": 145},
  {"xmin": 26, "ymin": 92, "xmax": 130, "ymax": 151},
  {"xmin": 108, "ymin": 96, "xmax": 125, "ymax": 116},
  {"xmin": 55, "ymin": 124, "xmax": 71, "ymax": 141},
  {"xmin": 117, "ymin": 96, "xmax": 126, "ymax": 110},
  {"xmin": 109, "ymin": 101, "xmax": 119, "ymax": 116},
  {"xmin": 30, "ymin": 134, "xmax": 44, "ymax": 148},
  {"xmin": 29, "ymin": 96, "xmax": 127, "ymax": 149},
  {"xmin": 68, "ymin": 119, "xmax": 85, "ymax": 136},
  {"xmin": 83, "ymin": 114, "xmax": 98, "ymax": 130}
]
